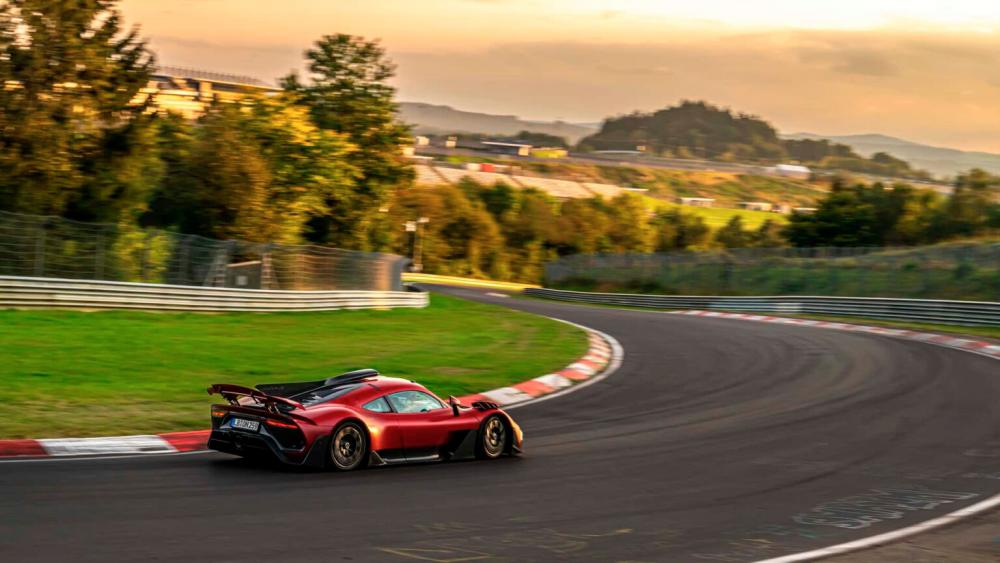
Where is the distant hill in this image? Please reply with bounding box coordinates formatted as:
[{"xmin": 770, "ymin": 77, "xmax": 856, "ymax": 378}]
[
  {"xmin": 782, "ymin": 133, "xmax": 1000, "ymax": 177},
  {"xmin": 578, "ymin": 101, "xmax": 928, "ymax": 180},
  {"xmin": 397, "ymin": 102, "xmax": 596, "ymax": 144},
  {"xmin": 580, "ymin": 100, "xmax": 787, "ymax": 160}
]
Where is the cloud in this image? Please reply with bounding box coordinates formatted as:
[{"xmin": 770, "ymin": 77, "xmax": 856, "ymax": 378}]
[{"xmin": 797, "ymin": 46, "xmax": 897, "ymax": 77}]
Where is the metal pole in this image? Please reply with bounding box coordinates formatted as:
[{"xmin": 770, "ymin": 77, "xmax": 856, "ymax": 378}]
[
  {"xmin": 413, "ymin": 224, "xmax": 424, "ymax": 273},
  {"xmin": 95, "ymin": 232, "xmax": 105, "ymax": 280},
  {"xmin": 141, "ymin": 232, "xmax": 151, "ymax": 283},
  {"xmin": 34, "ymin": 219, "xmax": 47, "ymax": 277}
]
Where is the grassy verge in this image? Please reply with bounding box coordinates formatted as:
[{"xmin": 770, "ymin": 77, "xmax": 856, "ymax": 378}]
[
  {"xmin": 640, "ymin": 196, "xmax": 784, "ymax": 229},
  {"xmin": 0, "ymin": 294, "xmax": 587, "ymax": 439}
]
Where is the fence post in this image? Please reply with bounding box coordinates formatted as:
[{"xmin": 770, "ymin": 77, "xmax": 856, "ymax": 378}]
[
  {"xmin": 95, "ymin": 232, "xmax": 105, "ymax": 280},
  {"xmin": 178, "ymin": 235, "xmax": 191, "ymax": 285},
  {"xmin": 34, "ymin": 219, "xmax": 47, "ymax": 277},
  {"xmin": 141, "ymin": 231, "xmax": 151, "ymax": 283}
]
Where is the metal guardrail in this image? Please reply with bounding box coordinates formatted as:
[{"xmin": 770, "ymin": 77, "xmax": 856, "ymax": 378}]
[
  {"xmin": 525, "ymin": 288, "xmax": 1000, "ymax": 327},
  {"xmin": 0, "ymin": 277, "xmax": 428, "ymax": 312}
]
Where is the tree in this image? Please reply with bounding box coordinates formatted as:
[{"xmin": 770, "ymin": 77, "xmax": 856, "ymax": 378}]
[
  {"xmin": 143, "ymin": 95, "xmax": 360, "ymax": 244},
  {"xmin": 283, "ymin": 34, "xmax": 413, "ymax": 250},
  {"xmin": 0, "ymin": 0, "xmax": 155, "ymax": 219},
  {"xmin": 934, "ymin": 169, "xmax": 999, "ymax": 239},
  {"xmin": 752, "ymin": 219, "xmax": 787, "ymax": 247},
  {"xmin": 390, "ymin": 184, "xmax": 505, "ymax": 278},
  {"xmin": 784, "ymin": 179, "xmax": 958, "ymax": 247},
  {"xmin": 553, "ymin": 198, "xmax": 612, "ymax": 255},
  {"xmin": 606, "ymin": 194, "xmax": 654, "ymax": 252},
  {"xmin": 714, "ymin": 216, "xmax": 752, "ymax": 248},
  {"xmin": 652, "ymin": 208, "xmax": 710, "ymax": 251},
  {"xmin": 186, "ymin": 106, "xmax": 274, "ymax": 241}
]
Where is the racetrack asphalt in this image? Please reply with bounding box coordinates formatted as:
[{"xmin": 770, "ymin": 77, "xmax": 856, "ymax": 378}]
[{"xmin": 2, "ymin": 286, "xmax": 999, "ymax": 562}]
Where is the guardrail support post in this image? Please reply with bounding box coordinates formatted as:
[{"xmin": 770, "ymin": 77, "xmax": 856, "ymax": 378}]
[{"xmin": 33, "ymin": 220, "xmax": 46, "ymax": 277}]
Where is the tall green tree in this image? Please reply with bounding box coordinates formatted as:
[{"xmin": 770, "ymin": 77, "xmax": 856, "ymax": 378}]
[
  {"xmin": 283, "ymin": 34, "xmax": 413, "ymax": 250},
  {"xmin": 0, "ymin": 0, "xmax": 155, "ymax": 219},
  {"xmin": 714, "ymin": 215, "xmax": 752, "ymax": 248},
  {"xmin": 934, "ymin": 169, "xmax": 1000, "ymax": 238},
  {"xmin": 606, "ymin": 194, "xmax": 654, "ymax": 252},
  {"xmin": 652, "ymin": 208, "xmax": 710, "ymax": 251},
  {"xmin": 784, "ymin": 181, "xmax": 915, "ymax": 247},
  {"xmin": 143, "ymin": 96, "xmax": 359, "ymax": 244},
  {"xmin": 751, "ymin": 219, "xmax": 787, "ymax": 247}
]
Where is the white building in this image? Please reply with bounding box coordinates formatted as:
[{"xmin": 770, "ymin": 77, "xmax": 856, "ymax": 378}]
[
  {"xmin": 771, "ymin": 164, "xmax": 812, "ymax": 179},
  {"xmin": 738, "ymin": 202, "xmax": 773, "ymax": 212},
  {"xmin": 678, "ymin": 197, "xmax": 715, "ymax": 208}
]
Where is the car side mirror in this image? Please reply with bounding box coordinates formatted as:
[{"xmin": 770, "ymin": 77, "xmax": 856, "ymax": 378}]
[{"xmin": 448, "ymin": 396, "xmax": 462, "ymax": 417}]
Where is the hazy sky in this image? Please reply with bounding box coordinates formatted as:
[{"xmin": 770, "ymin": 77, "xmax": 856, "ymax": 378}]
[{"xmin": 121, "ymin": 1, "xmax": 1000, "ymax": 152}]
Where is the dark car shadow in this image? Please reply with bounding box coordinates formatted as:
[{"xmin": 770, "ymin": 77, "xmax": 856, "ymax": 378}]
[{"xmin": 206, "ymin": 452, "xmax": 525, "ymax": 477}]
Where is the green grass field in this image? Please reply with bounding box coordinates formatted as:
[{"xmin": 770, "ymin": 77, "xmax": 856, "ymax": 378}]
[
  {"xmin": 646, "ymin": 198, "xmax": 784, "ymax": 229},
  {"xmin": 0, "ymin": 294, "xmax": 586, "ymax": 439}
]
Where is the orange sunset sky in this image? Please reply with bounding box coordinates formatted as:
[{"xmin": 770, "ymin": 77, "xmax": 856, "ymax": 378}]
[{"xmin": 121, "ymin": 1, "xmax": 1000, "ymax": 153}]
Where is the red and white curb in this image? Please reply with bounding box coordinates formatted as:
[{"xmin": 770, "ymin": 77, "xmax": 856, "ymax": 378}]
[
  {"xmin": 672, "ymin": 310, "xmax": 1000, "ymax": 361},
  {"xmin": 0, "ymin": 322, "xmax": 622, "ymax": 460}
]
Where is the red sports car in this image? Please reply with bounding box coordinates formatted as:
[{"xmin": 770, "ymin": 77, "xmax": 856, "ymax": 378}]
[{"xmin": 207, "ymin": 369, "xmax": 523, "ymax": 470}]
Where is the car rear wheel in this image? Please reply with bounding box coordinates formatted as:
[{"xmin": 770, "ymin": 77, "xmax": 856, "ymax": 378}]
[
  {"xmin": 477, "ymin": 415, "xmax": 508, "ymax": 459},
  {"xmin": 329, "ymin": 422, "xmax": 367, "ymax": 471}
]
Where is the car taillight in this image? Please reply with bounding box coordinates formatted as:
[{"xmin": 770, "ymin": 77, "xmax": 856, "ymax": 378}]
[
  {"xmin": 211, "ymin": 409, "xmax": 226, "ymax": 418},
  {"xmin": 266, "ymin": 419, "xmax": 298, "ymax": 429}
]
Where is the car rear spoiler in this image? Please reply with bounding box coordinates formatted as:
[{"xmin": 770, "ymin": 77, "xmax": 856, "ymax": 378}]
[
  {"xmin": 207, "ymin": 384, "xmax": 304, "ymax": 412},
  {"xmin": 254, "ymin": 369, "xmax": 380, "ymax": 398}
]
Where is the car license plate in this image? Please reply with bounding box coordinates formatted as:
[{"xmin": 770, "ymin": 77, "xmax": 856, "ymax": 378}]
[{"xmin": 231, "ymin": 418, "xmax": 259, "ymax": 432}]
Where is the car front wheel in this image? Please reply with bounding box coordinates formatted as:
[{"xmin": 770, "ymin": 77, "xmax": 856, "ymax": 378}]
[
  {"xmin": 329, "ymin": 422, "xmax": 367, "ymax": 471},
  {"xmin": 477, "ymin": 415, "xmax": 508, "ymax": 459}
]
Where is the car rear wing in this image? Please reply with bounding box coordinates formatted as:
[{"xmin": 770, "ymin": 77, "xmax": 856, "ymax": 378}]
[{"xmin": 207, "ymin": 384, "xmax": 304, "ymax": 413}]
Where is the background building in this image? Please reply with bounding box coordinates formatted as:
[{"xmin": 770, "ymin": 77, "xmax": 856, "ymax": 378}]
[{"xmin": 134, "ymin": 66, "xmax": 280, "ymax": 118}]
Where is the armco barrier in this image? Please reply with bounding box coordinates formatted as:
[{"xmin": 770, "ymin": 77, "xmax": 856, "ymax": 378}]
[
  {"xmin": 0, "ymin": 276, "xmax": 428, "ymax": 312},
  {"xmin": 524, "ymin": 288, "xmax": 1000, "ymax": 327}
]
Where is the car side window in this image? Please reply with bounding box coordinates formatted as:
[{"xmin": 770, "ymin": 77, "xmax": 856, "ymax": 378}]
[
  {"xmin": 387, "ymin": 391, "xmax": 444, "ymax": 414},
  {"xmin": 362, "ymin": 397, "xmax": 392, "ymax": 413}
]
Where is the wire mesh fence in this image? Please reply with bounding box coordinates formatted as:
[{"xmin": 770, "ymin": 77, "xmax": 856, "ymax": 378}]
[
  {"xmin": 545, "ymin": 244, "xmax": 1000, "ymax": 301},
  {"xmin": 0, "ymin": 211, "xmax": 410, "ymax": 291}
]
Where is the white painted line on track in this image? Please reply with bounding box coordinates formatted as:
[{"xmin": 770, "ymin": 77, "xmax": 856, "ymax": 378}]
[{"xmin": 754, "ymin": 493, "xmax": 1000, "ymax": 562}]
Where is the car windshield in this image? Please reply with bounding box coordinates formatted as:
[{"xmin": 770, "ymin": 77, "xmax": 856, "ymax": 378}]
[{"xmin": 292, "ymin": 383, "xmax": 361, "ymax": 407}]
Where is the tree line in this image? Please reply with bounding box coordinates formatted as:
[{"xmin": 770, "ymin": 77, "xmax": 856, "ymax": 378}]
[{"xmin": 389, "ymin": 178, "xmax": 793, "ymax": 281}]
